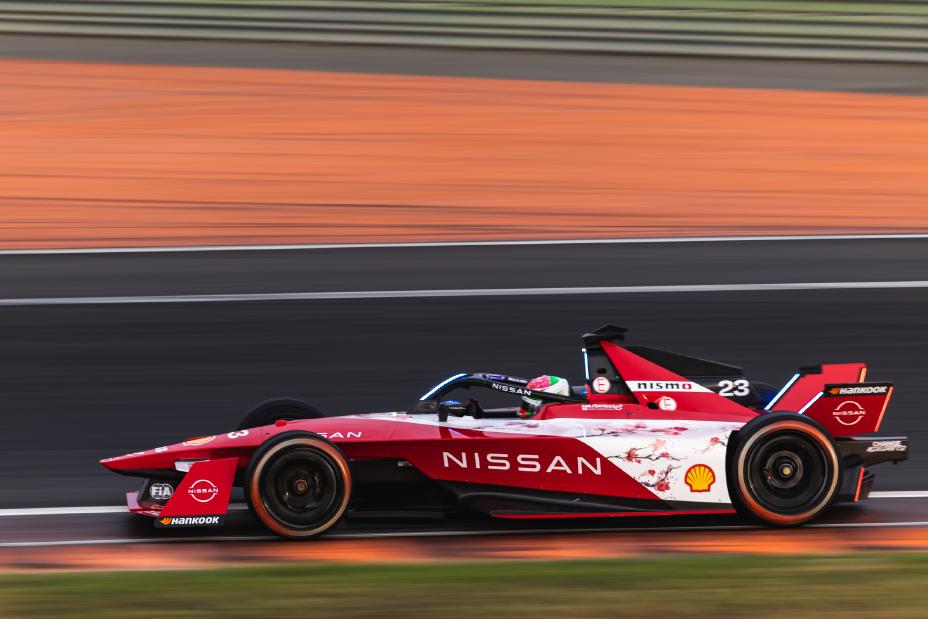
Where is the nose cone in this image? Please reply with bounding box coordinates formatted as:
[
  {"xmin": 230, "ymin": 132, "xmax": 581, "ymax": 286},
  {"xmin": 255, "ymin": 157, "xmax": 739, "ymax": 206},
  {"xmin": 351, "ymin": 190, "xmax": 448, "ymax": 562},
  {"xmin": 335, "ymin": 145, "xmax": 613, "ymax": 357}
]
[
  {"xmin": 100, "ymin": 442, "xmax": 180, "ymax": 472},
  {"xmin": 101, "ymin": 450, "xmax": 157, "ymax": 471},
  {"xmin": 99, "ymin": 432, "xmax": 249, "ymax": 474}
]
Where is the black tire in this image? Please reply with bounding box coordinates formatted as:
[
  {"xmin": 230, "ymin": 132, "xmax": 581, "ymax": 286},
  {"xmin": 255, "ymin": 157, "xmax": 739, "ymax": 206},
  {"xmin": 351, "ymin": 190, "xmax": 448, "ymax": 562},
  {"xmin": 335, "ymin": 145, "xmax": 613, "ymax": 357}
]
[
  {"xmin": 237, "ymin": 398, "xmax": 323, "ymax": 431},
  {"xmin": 245, "ymin": 431, "xmax": 352, "ymax": 539},
  {"xmin": 728, "ymin": 412, "xmax": 841, "ymax": 526}
]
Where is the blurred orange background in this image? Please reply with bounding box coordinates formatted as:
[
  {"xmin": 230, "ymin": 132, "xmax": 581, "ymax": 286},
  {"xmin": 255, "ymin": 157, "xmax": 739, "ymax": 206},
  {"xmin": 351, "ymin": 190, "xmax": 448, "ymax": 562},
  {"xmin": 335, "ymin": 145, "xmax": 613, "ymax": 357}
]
[{"xmin": 2, "ymin": 59, "xmax": 926, "ymax": 249}]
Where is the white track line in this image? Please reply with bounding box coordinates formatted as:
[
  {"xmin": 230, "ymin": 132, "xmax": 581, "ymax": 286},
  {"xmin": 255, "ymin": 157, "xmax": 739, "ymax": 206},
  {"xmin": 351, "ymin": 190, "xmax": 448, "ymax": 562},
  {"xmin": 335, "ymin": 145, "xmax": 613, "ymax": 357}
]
[
  {"xmin": 870, "ymin": 491, "xmax": 928, "ymax": 499},
  {"xmin": 1, "ymin": 233, "xmax": 926, "ymax": 256},
  {"xmin": 0, "ymin": 536, "xmax": 276, "ymax": 548},
  {"xmin": 1, "ymin": 280, "xmax": 927, "ymax": 307},
  {"xmin": 0, "ymin": 504, "xmax": 249, "ymax": 518},
  {"xmin": 808, "ymin": 521, "xmax": 928, "ymax": 529},
  {"xmin": 0, "ymin": 506, "xmax": 126, "ymax": 517}
]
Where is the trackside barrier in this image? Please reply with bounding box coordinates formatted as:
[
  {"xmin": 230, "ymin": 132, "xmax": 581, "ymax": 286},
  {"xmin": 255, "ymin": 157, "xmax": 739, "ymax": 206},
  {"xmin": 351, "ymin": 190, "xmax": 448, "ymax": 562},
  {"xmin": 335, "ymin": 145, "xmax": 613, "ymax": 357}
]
[{"xmin": 1, "ymin": 1, "xmax": 928, "ymax": 62}]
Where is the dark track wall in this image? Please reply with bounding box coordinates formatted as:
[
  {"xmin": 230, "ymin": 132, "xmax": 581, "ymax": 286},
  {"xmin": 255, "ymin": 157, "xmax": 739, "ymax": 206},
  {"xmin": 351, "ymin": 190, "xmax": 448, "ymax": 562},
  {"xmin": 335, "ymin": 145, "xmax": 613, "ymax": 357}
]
[{"xmin": 3, "ymin": 34, "xmax": 928, "ymax": 94}]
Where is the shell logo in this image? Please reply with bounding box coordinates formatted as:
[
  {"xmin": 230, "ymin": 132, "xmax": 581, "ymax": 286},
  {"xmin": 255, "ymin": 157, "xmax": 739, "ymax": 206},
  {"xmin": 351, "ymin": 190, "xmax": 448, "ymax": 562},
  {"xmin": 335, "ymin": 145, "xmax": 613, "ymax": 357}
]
[
  {"xmin": 684, "ymin": 464, "xmax": 716, "ymax": 493},
  {"xmin": 182, "ymin": 435, "xmax": 215, "ymax": 447}
]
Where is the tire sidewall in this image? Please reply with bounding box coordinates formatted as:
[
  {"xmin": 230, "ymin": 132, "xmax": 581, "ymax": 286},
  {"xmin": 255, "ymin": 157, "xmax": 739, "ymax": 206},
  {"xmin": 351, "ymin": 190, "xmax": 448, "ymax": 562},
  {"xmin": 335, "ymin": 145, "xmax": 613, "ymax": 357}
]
[
  {"xmin": 246, "ymin": 430, "xmax": 351, "ymax": 539},
  {"xmin": 237, "ymin": 398, "xmax": 323, "ymax": 431},
  {"xmin": 728, "ymin": 412, "xmax": 842, "ymax": 526}
]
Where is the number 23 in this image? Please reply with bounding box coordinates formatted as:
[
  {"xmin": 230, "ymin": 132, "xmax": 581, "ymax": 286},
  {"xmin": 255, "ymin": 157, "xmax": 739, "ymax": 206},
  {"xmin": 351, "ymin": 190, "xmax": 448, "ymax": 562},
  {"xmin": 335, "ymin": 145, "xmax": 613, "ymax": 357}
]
[{"xmin": 718, "ymin": 379, "xmax": 750, "ymax": 397}]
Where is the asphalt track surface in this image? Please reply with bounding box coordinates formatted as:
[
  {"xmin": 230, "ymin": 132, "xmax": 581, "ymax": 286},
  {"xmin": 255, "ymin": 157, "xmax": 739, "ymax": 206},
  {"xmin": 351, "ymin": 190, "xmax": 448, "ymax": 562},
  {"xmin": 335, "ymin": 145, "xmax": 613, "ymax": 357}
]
[
  {"xmin": 1, "ymin": 236, "xmax": 926, "ymax": 521},
  {"xmin": 3, "ymin": 34, "xmax": 928, "ymax": 94},
  {"xmin": 0, "ymin": 236, "xmax": 925, "ymax": 299}
]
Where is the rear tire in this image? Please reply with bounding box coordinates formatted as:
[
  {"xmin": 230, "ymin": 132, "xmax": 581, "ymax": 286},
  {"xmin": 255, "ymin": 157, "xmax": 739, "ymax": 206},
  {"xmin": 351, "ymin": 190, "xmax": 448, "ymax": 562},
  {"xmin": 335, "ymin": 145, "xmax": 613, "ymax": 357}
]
[
  {"xmin": 246, "ymin": 431, "xmax": 351, "ymax": 539},
  {"xmin": 729, "ymin": 413, "xmax": 841, "ymax": 526},
  {"xmin": 237, "ymin": 398, "xmax": 323, "ymax": 431}
]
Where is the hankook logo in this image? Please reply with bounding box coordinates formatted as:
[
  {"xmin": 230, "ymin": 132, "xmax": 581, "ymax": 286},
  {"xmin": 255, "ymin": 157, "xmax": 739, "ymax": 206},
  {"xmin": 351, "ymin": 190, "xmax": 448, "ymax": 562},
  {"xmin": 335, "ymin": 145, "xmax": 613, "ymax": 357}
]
[
  {"xmin": 158, "ymin": 516, "xmax": 222, "ymax": 527},
  {"xmin": 830, "ymin": 385, "xmax": 889, "ymax": 396}
]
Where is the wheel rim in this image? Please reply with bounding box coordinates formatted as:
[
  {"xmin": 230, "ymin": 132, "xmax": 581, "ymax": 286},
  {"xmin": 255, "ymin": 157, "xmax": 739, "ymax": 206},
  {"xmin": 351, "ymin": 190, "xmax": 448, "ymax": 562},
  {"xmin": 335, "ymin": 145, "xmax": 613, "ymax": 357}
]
[
  {"xmin": 255, "ymin": 443, "xmax": 348, "ymax": 534},
  {"xmin": 743, "ymin": 429, "xmax": 834, "ymax": 517}
]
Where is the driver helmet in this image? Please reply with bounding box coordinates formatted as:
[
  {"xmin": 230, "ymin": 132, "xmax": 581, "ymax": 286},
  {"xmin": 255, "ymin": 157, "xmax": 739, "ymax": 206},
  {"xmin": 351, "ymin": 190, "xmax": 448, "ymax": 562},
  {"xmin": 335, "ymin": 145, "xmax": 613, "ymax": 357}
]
[{"xmin": 519, "ymin": 375, "xmax": 570, "ymax": 418}]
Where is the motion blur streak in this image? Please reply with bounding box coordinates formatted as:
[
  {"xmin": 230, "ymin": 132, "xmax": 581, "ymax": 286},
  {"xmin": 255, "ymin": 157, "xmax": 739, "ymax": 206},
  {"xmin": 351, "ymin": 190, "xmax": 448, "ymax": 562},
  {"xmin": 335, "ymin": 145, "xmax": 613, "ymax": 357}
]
[
  {"xmin": 1, "ymin": 59, "xmax": 927, "ymax": 248},
  {"xmin": 10, "ymin": 512, "xmax": 928, "ymax": 572}
]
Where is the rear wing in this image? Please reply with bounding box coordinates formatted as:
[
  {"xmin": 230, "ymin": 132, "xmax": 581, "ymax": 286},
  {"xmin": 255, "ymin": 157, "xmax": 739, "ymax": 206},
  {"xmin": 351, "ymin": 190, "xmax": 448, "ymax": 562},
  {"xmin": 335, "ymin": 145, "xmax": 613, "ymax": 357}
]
[
  {"xmin": 766, "ymin": 364, "xmax": 895, "ymax": 436},
  {"xmin": 766, "ymin": 363, "xmax": 867, "ymax": 412},
  {"xmin": 800, "ymin": 383, "xmax": 894, "ymax": 436}
]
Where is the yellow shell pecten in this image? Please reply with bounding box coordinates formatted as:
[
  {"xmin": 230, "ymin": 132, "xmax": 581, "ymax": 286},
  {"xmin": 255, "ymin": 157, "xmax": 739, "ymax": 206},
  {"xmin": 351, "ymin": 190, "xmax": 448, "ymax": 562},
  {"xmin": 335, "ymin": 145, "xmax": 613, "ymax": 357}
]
[{"xmin": 684, "ymin": 464, "xmax": 715, "ymax": 492}]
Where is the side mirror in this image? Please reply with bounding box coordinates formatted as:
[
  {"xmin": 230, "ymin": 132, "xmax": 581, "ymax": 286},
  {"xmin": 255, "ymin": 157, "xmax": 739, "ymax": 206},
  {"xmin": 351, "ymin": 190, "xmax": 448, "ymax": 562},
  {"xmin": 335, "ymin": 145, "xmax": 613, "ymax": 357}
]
[
  {"xmin": 438, "ymin": 399, "xmax": 484, "ymax": 422},
  {"xmin": 438, "ymin": 400, "xmax": 468, "ymax": 422}
]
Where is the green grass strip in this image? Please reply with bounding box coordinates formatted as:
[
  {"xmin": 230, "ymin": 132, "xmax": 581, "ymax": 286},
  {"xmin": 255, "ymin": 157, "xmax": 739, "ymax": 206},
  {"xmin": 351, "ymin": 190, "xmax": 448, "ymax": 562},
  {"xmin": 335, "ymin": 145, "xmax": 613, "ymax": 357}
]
[{"xmin": 3, "ymin": 553, "xmax": 928, "ymax": 618}]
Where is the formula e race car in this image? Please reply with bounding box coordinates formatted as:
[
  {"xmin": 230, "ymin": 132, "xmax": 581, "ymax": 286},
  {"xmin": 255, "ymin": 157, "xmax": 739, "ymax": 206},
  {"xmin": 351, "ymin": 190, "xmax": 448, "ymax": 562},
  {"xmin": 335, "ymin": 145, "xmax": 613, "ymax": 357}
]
[{"xmin": 102, "ymin": 325, "xmax": 908, "ymax": 539}]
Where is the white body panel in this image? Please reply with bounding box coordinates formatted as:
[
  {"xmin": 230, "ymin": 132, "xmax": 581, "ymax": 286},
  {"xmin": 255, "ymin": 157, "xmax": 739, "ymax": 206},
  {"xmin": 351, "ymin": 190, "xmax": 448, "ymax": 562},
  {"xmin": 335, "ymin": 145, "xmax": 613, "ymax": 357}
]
[{"xmin": 359, "ymin": 413, "xmax": 744, "ymax": 504}]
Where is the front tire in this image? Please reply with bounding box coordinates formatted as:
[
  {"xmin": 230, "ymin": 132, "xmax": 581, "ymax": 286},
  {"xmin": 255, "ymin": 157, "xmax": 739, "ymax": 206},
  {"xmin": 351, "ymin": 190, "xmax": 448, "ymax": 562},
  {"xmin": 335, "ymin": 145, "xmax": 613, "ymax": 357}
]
[
  {"xmin": 237, "ymin": 398, "xmax": 323, "ymax": 430},
  {"xmin": 729, "ymin": 413, "xmax": 841, "ymax": 526},
  {"xmin": 246, "ymin": 431, "xmax": 352, "ymax": 539}
]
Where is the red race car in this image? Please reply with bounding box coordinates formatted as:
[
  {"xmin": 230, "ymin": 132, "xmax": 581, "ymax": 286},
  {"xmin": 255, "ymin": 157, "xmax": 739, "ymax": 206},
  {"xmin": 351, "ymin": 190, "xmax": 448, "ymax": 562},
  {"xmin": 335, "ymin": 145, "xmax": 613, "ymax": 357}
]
[{"xmin": 102, "ymin": 325, "xmax": 908, "ymax": 539}]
